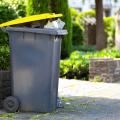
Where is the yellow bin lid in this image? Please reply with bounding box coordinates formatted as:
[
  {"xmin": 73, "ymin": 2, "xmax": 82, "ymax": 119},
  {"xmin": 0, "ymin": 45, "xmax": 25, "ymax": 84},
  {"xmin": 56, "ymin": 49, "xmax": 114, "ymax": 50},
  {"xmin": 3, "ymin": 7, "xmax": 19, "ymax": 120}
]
[{"xmin": 0, "ymin": 13, "xmax": 62, "ymax": 28}]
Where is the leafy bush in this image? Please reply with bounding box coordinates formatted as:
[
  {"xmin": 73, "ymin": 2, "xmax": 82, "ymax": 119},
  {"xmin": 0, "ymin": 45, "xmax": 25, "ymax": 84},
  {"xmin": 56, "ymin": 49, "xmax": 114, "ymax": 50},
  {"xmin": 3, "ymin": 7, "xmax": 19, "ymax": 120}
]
[
  {"xmin": 75, "ymin": 10, "xmax": 96, "ymax": 46},
  {"xmin": 0, "ymin": 0, "xmax": 26, "ymax": 17},
  {"xmin": 60, "ymin": 59, "xmax": 89, "ymax": 80},
  {"xmin": 26, "ymin": 0, "xmax": 51, "ymax": 15},
  {"xmin": 71, "ymin": 10, "xmax": 96, "ymax": 46},
  {"xmin": 0, "ymin": 46, "xmax": 10, "ymax": 70},
  {"xmin": 72, "ymin": 22, "xmax": 84, "ymax": 45},
  {"xmin": 70, "ymin": 8, "xmax": 79, "ymax": 21},
  {"xmin": 0, "ymin": 3, "xmax": 18, "ymax": 70},
  {"xmin": 104, "ymin": 17, "xmax": 115, "ymax": 48},
  {"xmin": 70, "ymin": 8, "xmax": 84, "ymax": 46},
  {"xmin": 60, "ymin": 48, "xmax": 120, "ymax": 80},
  {"xmin": 76, "ymin": 10, "xmax": 96, "ymax": 30},
  {"xmin": 71, "ymin": 9, "xmax": 115, "ymax": 48},
  {"xmin": 15, "ymin": 0, "xmax": 26, "ymax": 17},
  {"xmin": 0, "ymin": 4, "xmax": 18, "ymax": 46},
  {"xmin": 72, "ymin": 45, "xmax": 96, "ymax": 52},
  {"xmin": 60, "ymin": 51, "xmax": 89, "ymax": 80},
  {"xmin": 0, "ymin": 4, "xmax": 18, "ymax": 23},
  {"xmin": 51, "ymin": 0, "xmax": 72, "ymax": 58}
]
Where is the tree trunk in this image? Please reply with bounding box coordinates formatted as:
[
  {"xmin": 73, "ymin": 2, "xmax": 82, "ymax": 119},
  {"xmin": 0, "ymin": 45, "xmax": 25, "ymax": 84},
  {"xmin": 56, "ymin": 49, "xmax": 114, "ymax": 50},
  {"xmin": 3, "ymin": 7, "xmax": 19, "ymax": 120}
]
[{"xmin": 95, "ymin": 0, "xmax": 106, "ymax": 50}]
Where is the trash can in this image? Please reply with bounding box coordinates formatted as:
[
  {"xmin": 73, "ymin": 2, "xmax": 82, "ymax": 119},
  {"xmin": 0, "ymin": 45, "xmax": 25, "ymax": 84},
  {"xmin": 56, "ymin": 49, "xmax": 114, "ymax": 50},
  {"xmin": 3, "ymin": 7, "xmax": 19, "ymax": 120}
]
[{"xmin": 0, "ymin": 13, "xmax": 67, "ymax": 113}]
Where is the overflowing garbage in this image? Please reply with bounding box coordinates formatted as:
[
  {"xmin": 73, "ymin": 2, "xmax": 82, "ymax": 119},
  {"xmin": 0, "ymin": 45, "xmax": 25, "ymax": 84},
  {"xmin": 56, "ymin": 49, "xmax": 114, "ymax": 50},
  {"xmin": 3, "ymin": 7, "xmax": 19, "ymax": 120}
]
[{"xmin": 44, "ymin": 18, "xmax": 65, "ymax": 29}]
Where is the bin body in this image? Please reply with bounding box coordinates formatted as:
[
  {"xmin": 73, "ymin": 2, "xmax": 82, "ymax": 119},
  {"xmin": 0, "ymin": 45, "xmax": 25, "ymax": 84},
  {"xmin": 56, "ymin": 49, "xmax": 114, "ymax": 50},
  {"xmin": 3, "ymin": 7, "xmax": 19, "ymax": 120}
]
[{"xmin": 7, "ymin": 27, "xmax": 67, "ymax": 112}]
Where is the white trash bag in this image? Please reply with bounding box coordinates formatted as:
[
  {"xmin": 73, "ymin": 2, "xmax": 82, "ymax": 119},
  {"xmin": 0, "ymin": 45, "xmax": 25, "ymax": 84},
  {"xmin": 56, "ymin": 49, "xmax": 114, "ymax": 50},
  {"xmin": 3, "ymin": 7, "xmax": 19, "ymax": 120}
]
[{"xmin": 44, "ymin": 18, "xmax": 65, "ymax": 29}]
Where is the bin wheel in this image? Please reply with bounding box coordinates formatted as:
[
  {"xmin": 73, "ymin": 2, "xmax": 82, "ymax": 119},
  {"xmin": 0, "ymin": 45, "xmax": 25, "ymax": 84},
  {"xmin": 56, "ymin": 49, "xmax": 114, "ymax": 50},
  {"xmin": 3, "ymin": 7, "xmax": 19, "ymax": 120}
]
[{"xmin": 3, "ymin": 96, "xmax": 20, "ymax": 113}]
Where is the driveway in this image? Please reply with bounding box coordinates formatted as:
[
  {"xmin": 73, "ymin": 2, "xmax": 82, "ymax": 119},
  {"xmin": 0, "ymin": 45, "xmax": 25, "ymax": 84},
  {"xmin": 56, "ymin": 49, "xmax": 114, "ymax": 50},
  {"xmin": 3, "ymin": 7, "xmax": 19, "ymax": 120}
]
[{"xmin": 0, "ymin": 79, "xmax": 120, "ymax": 120}]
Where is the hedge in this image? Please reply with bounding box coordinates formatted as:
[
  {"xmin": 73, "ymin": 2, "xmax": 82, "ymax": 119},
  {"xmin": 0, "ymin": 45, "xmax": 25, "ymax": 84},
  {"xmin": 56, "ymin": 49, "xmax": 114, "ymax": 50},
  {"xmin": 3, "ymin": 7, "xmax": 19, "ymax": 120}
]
[
  {"xmin": 0, "ymin": 4, "xmax": 18, "ymax": 46},
  {"xmin": 51, "ymin": 0, "xmax": 73, "ymax": 58},
  {"xmin": 104, "ymin": 17, "xmax": 115, "ymax": 48},
  {"xmin": 0, "ymin": 46, "xmax": 10, "ymax": 70},
  {"xmin": 60, "ymin": 48, "xmax": 120, "ymax": 80},
  {"xmin": 71, "ymin": 9, "xmax": 115, "ymax": 48},
  {"xmin": 70, "ymin": 8, "xmax": 84, "ymax": 46},
  {"xmin": 26, "ymin": 0, "xmax": 51, "ymax": 16}
]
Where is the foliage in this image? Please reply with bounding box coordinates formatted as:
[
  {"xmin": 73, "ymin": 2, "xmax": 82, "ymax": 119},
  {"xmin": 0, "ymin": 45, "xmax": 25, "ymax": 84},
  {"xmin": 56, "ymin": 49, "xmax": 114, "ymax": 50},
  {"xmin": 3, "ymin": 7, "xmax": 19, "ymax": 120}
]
[
  {"xmin": 70, "ymin": 10, "xmax": 96, "ymax": 46},
  {"xmin": 0, "ymin": 2, "xmax": 25, "ymax": 70},
  {"xmin": 72, "ymin": 22, "xmax": 84, "ymax": 45},
  {"xmin": 60, "ymin": 50, "xmax": 89, "ymax": 80},
  {"xmin": 70, "ymin": 8, "xmax": 79, "ymax": 21},
  {"xmin": 0, "ymin": 46, "xmax": 10, "ymax": 70},
  {"xmin": 0, "ymin": 4, "xmax": 18, "ymax": 23},
  {"xmin": 51, "ymin": 0, "xmax": 72, "ymax": 58},
  {"xmin": 0, "ymin": 0, "xmax": 26, "ymax": 17},
  {"xmin": 73, "ymin": 45, "xmax": 96, "ymax": 52},
  {"xmin": 72, "ymin": 9, "xmax": 115, "ymax": 48},
  {"xmin": 0, "ymin": 4, "xmax": 18, "ymax": 46},
  {"xmin": 104, "ymin": 17, "xmax": 115, "ymax": 48},
  {"xmin": 76, "ymin": 10, "xmax": 96, "ymax": 30},
  {"xmin": 60, "ymin": 59, "xmax": 89, "ymax": 80},
  {"xmin": 26, "ymin": 0, "xmax": 72, "ymax": 58},
  {"xmin": 15, "ymin": 0, "xmax": 26, "ymax": 17},
  {"xmin": 26, "ymin": 0, "xmax": 51, "ymax": 16},
  {"xmin": 70, "ymin": 8, "xmax": 84, "ymax": 46},
  {"xmin": 60, "ymin": 48, "xmax": 120, "ymax": 80}
]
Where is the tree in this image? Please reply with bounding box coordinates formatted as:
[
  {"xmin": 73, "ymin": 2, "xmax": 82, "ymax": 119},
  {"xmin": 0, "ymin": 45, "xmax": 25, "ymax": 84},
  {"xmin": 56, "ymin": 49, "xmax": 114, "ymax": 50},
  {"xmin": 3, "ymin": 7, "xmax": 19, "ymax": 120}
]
[
  {"xmin": 51, "ymin": 0, "xmax": 72, "ymax": 58},
  {"xmin": 95, "ymin": 0, "xmax": 106, "ymax": 50},
  {"xmin": 26, "ymin": 0, "xmax": 51, "ymax": 16},
  {"xmin": 26, "ymin": 0, "xmax": 72, "ymax": 58}
]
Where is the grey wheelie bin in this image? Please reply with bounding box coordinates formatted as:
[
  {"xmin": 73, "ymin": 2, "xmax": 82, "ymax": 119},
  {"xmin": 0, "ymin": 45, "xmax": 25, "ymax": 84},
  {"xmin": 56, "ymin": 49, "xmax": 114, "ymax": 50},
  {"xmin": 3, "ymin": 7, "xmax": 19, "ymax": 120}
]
[{"xmin": 0, "ymin": 13, "xmax": 67, "ymax": 113}]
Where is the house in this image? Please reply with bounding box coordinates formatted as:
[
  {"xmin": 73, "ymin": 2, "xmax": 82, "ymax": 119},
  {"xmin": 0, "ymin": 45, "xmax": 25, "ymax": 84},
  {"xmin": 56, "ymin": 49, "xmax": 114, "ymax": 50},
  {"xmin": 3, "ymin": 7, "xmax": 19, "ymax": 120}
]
[{"xmin": 69, "ymin": 0, "xmax": 120, "ymax": 16}]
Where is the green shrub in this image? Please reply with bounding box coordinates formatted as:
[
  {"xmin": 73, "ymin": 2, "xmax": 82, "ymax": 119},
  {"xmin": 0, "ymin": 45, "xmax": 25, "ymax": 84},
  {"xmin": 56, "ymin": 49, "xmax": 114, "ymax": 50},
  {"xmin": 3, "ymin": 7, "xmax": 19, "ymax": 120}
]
[
  {"xmin": 71, "ymin": 10, "xmax": 96, "ymax": 46},
  {"xmin": 73, "ymin": 45, "xmax": 96, "ymax": 52},
  {"xmin": 70, "ymin": 8, "xmax": 79, "ymax": 21},
  {"xmin": 0, "ymin": 3, "xmax": 18, "ymax": 70},
  {"xmin": 16, "ymin": 0, "xmax": 26, "ymax": 17},
  {"xmin": 26, "ymin": 0, "xmax": 51, "ymax": 16},
  {"xmin": 60, "ymin": 48, "xmax": 120, "ymax": 80},
  {"xmin": 60, "ymin": 59, "xmax": 89, "ymax": 80},
  {"xmin": 104, "ymin": 17, "xmax": 115, "ymax": 48},
  {"xmin": 70, "ymin": 8, "xmax": 84, "ymax": 46},
  {"xmin": 0, "ymin": 46, "xmax": 10, "ymax": 70},
  {"xmin": 60, "ymin": 51, "xmax": 89, "ymax": 80},
  {"xmin": 72, "ymin": 22, "xmax": 84, "ymax": 45},
  {"xmin": 76, "ymin": 10, "xmax": 96, "ymax": 30},
  {"xmin": 51, "ymin": 0, "xmax": 72, "ymax": 58},
  {"xmin": 0, "ymin": 4, "xmax": 18, "ymax": 23},
  {"xmin": 0, "ymin": 0, "xmax": 26, "ymax": 17},
  {"xmin": 0, "ymin": 4, "xmax": 18, "ymax": 46},
  {"xmin": 73, "ymin": 10, "xmax": 115, "ymax": 48}
]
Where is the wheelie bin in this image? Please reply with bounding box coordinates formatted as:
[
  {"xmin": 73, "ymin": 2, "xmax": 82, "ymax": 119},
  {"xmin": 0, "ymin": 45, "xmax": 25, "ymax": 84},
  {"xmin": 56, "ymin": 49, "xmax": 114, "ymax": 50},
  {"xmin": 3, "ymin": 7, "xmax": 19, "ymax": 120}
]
[{"xmin": 0, "ymin": 13, "xmax": 67, "ymax": 113}]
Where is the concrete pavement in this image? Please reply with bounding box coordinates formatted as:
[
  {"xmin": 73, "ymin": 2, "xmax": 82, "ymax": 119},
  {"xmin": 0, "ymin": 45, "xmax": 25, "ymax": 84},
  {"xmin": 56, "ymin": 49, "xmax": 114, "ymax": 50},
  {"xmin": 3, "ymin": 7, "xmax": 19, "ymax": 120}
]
[{"xmin": 0, "ymin": 79, "xmax": 120, "ymax": 120}]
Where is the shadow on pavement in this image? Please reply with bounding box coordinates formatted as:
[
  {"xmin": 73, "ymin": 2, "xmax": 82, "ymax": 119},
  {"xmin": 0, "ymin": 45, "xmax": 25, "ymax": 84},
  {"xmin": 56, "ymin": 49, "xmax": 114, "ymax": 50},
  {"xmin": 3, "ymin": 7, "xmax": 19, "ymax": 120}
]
[
  {"xmin": 26, "ymin": 96, "xmax": 120, "ymax": 120},
  {"xmin": 0, "ymin": 96, "xmax": 120, "ymax": 120}
]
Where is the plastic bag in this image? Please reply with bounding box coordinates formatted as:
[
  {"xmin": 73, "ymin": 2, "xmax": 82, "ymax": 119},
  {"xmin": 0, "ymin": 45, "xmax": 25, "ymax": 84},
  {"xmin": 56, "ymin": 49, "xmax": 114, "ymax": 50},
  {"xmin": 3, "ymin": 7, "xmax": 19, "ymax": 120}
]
[{"xmin": 44, "ymin": 18, "xmax": 65, "ymax": 29}]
